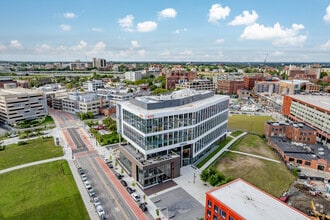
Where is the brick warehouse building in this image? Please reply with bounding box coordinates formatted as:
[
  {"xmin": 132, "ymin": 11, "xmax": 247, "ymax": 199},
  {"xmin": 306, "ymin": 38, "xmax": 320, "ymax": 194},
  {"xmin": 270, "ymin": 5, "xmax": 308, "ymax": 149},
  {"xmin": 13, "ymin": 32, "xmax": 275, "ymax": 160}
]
[
  {"xmin": 282, "ymin": 95, "xmax": 330, "ymax": 146},
  {"xmin": 264, "ymin": 121, "xmax": 330, "ymax": 173},
  {"xmin": 205, "ymin": 178, "xmax": 311, "ymax": 220}
]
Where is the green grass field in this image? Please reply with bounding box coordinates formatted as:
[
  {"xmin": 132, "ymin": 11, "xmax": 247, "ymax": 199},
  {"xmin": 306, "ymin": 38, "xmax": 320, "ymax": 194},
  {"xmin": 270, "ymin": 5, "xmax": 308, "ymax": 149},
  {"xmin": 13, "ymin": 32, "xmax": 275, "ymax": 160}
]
[
  {"xmin": 0, "ymin": 137, "xmax": 63, "ymax": 170},
  {"xmin": 215, "ymin": 134, "xmax": 295, "ymax": 197},
  {"xmin": 228, "ymin": 115, "xmax": 273, "ymax": 135},
  {"xmin": 0, "ymin": 160, "xmax": 89, "ymax": 220}
]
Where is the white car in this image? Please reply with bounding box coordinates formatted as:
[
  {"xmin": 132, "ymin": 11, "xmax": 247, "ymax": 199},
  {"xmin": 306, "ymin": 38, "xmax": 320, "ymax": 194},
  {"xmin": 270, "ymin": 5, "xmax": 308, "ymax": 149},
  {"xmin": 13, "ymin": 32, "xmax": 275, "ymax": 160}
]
[
  {"xmin": 81, "ymin": 174, "xmax": 87, "ymax": 181},
  {"xmin": 131, "ymin": 193, "xmax": 140, "ymax": 202},
  {"xmin": 84, "ymin": 181, "xmax": 92, "ymax": 189},
  {"xmin": 93, "ymin": 197, "xmax": 101, "ymax": 207},
  {"xmin": 96, "ymin": 205, "xmax": 105, "ymax": 216}
]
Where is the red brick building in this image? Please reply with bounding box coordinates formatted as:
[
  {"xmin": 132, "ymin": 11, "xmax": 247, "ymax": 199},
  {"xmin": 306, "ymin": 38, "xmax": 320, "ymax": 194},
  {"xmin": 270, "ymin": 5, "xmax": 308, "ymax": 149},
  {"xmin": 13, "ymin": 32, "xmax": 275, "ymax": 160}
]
[
  {"xmin": 205, "ymin": 178, "xmax": 311, "ymax": 220},
  {"xmin": 264, "ymin": 121, "xmax": 317, "ymax": 144},
  {"xmin": 243, "ymin": 75, "xmax": 263, "ymax": 90},
  {"xmin": 217, "ymin": 80, "xmax": 244, "ymax": 95},
  {"xmin": 165, "ymin": 71, "xmax": 197, "ymax": 90}
]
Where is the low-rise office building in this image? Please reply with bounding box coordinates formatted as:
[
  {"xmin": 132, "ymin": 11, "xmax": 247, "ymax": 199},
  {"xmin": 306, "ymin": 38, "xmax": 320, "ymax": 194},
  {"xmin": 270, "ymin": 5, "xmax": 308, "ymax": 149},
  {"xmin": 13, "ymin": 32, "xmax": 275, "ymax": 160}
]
[
  {"xmin": 175, "ymin": 79, "xmax": 216, "ymax": 91},
  {"xmin": 0, "ymin": 88, "xmax": 48, "ymax": 124},
  {"xmin": 116, "ymin": 89, "xmax": 229, "ymax": 188},
  {"xmin": 205, "ymin": 178, "xmax": 311, "ymax": 220}
]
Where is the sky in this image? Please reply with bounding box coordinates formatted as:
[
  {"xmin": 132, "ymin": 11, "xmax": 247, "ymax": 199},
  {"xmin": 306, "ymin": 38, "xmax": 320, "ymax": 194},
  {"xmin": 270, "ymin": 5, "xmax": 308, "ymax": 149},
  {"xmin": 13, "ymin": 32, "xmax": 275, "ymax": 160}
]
[{"xmin": 1, "ymin": 0, "xmax": 330, "ymax": 63}]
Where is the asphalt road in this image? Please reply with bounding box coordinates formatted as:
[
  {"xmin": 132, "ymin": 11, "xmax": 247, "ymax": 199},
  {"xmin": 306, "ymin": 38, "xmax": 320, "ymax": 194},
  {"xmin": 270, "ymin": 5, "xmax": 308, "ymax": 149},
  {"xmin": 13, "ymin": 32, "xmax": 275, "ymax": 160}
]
[{"xmin": 76, "ymin": 154, "xmax": 138, "ymax": 220}]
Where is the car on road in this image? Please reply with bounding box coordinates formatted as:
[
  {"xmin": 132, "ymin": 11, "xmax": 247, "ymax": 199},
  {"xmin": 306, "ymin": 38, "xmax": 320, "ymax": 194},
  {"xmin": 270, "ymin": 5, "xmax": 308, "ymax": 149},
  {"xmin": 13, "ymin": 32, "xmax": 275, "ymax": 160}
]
[
  {"xmin": 126, "ymin": 186, "xmax": 136, "ymax": 194},
  {"xmin": 106, "ymin": 162, "xmax": 113, "ymax": 169},
  {"xmin": 88, "ymin": 188, "xmax": 96, "ymax": 197},
  {"xmin": 115, "ymin": 173, "xmax": 123, "ymax": 179},
  {"xmin": 131, "ymin": 193, "xmax": 140, "ymax": 202},
  {"xmin": 120, "ymin": 180, "xmax": 128, "ymax": 187},
  {"xmin": 139, "ymin": 203, "xmax": 148, "ymax": 212},
  {"xmin": 84, "ymin": 181, "xmax": 92, "ymax": 189},
  {"xmin": 104, "ymin": 158, "xmax": 111, "ymax": 163},
  {"xmin": 96, "ymin": 205, "xmax": 105, "ymax": 217},
  {"xmin": 81, "ymin": 174, "xmax": 87, "ymax": 181},
  {"xmin": 78, "ymin": 167, "xmax": 85, "ymax": 175},
  {"xmin": 93, "ymin": 197, "xmax": 101, "ymax": 206}
]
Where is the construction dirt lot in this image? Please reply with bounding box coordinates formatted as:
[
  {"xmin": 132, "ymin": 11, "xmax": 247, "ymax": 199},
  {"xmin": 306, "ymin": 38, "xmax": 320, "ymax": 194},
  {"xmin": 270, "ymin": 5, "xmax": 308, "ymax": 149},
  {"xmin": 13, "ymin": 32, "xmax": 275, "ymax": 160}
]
[{"xmin": 287, "ymin": 181, "xmax": 330, "ymax": 217}]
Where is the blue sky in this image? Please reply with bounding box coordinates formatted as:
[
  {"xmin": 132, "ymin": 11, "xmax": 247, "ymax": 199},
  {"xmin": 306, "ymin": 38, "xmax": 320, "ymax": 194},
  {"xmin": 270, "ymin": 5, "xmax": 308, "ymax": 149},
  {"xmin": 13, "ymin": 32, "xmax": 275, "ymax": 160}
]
[{"xmin": 1, "ymin": 0, "xmax": 330, "ymax": 62}]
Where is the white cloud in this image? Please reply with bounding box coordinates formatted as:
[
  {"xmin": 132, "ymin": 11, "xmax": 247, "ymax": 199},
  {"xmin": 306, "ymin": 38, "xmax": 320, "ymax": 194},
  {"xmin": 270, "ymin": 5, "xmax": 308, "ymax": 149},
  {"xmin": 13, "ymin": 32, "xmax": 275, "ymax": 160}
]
[
  {"xmin": 180, "ymin": 50, "xmax": 193, "ymax": 55},
  {"xmin": 10, "ymin": 40, "xmax": 22, "ymax": 49},
  {"xmin": 158, "ymin": 8, "xmax": 177, "ymax": 19},
  {"xmin": 228, "ymin": 10, "xmax": 258, "ymax": 26},
  {"xmin": 324, "ymin": 5, "xmax": 330, "ymax": 23},
  {"xmin": 91, "ymin": 27, "xmax": 103, "ymax": 32},
  {"xmin": 160, "ymin": 50, "xmax": 171, "ymax": 56},
  {"xmin": 321, "ymin": 39, "xmax": 330, "ymax": 50},
  {"xmin": 35, "ymin": 44, "xmax": 51, "ymax": 53},
  {"xmin": 174, "ymin": 28, "xmax": 188, "ymax": 34},
  {"xmin": 137, "ymin": 21, "xmax": 157, "ymax": 32},
  {"xmin": 0, "ymin": 44, "xmax": 7, "ymax": 50},
  {"xmin": 138, "ymin": 49, "xmax": 146, "ymax": 56},
  {"xmin": 93, "ymin": 41, "xmax": 106, "ymax": 51},
  {"xmin": 208, "ymin": 4, "xmax": 230, "ymax": 23},
  {"xmin": 240, "ymin": 22, "xmax": 306, "ymax": 46},
  {"xmin": 215, "ymin": 39, "xmax": 224, "ymax": 44},
  {"xmin": 131, "ymin": 40, "xmax": 140, "ymax": 48},
  {"xmin": 63, "ymin": 12, "xmax": 76, "ymax": 19},
  {"xmin": 59, "ymin": 24, "xmax": 71, "ymax": 31},
  {"xmin": 72, "ymin": 41, "xmax": 87, "ymax": 50},
  {"xmin": 118, "ymin": 15, "xmax": 134, "ymax": 32}
]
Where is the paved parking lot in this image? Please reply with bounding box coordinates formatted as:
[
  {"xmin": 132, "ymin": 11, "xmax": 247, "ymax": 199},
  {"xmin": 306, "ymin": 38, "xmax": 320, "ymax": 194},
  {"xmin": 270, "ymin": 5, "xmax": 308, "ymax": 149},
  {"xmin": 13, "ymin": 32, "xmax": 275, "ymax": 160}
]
[{"xmin": 150, "ymin": 187, "xmax": 204, "ymax": 220}]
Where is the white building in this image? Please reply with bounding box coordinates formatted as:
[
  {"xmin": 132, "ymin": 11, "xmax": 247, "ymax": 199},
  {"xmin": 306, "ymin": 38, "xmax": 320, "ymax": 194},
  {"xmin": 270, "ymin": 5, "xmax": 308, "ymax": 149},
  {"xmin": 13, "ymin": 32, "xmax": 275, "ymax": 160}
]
[
  {"xmin": 0, "ymin": 88, "xmax": 48, "ymax": 124},
  {"xmin": 83, "ymin": 80, "xmax": 104, "ymax": 92},
  {"xmin": 116, "ymin": 89, "xmax": 229, "ymax": 188},
  {"xmin": 124, "ymin": 71, "xmax": 143, "ymax": 81}
]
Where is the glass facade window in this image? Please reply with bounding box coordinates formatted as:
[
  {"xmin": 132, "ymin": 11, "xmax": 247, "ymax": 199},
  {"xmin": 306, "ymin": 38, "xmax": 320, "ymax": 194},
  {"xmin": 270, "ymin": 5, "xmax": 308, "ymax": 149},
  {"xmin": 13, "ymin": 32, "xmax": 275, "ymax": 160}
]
[{"xmin": 137, "ymin": 163, "xmax": 172, "ymax": 188}]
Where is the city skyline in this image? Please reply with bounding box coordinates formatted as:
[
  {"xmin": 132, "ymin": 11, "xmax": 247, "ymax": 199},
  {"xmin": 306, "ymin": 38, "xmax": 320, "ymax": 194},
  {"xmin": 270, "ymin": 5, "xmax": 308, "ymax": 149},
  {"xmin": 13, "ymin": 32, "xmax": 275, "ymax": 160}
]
[{"xmin": 1, "ymin": 0, "xmax": 330, "ymax": 62}]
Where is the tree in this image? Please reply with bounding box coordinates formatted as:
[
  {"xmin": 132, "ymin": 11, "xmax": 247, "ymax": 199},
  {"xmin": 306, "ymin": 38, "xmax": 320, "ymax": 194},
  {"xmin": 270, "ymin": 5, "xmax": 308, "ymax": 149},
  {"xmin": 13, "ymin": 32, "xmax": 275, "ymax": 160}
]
[{"xmin": 320, "ymin": 71, "xmax": 328, "ymax": 79}]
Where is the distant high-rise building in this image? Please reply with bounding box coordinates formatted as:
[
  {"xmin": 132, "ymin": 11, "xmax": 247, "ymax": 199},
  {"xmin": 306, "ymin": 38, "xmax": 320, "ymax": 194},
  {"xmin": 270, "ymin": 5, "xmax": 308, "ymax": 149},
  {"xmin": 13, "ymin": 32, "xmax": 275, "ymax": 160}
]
[{"xmin": 93, "ymin": 58, "xmax": 107, "ymax": 69}]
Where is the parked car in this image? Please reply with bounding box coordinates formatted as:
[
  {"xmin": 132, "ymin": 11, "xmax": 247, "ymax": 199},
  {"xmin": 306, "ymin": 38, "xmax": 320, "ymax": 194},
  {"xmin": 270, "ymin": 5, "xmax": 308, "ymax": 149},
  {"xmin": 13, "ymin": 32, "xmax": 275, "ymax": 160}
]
[
  {"xmin": 131, "ymin": 193, "xmax": 140, "ymax": 202},
  {"xmin": 106, "ymin": 162, "xmax": 113, "ymax": 169},
  {"xmin": 96, "ymin": 205, "xmax": 105, "ymax": 217},
  {"xmin": 120, "ymin": 180, "xmax": 128, "ymax": 187},
  {"xmin": 93, "ymin": 197, "xmax": 101, "ymax": 207},
  {"xmin": 115, "ymin": 173, "xmax": 123, "ymax": 179},
  {"xmin": 84, "ymin": 181, "xmax": 92, "ymax": 189},
  {"xmin": 104, "ymin": 158, "xmax": 111, "ymax": 163},
  {"xmin": 126, "ymin": 186, "xmax": 136, "ymax": 194},
  {"xmin": 81, "ymin": 174, "xmax": 87, "ymax": 181},
  {"xmin": 139, "ymin": 203, "xmax": 148, "ymax": 212},
  {"xmin": 78, "ymin": 167, "xmax": 85, "ymax": 175},
  {"xmin": 88, "ymin": 188, "xmax": 96, "ymax": 197}
]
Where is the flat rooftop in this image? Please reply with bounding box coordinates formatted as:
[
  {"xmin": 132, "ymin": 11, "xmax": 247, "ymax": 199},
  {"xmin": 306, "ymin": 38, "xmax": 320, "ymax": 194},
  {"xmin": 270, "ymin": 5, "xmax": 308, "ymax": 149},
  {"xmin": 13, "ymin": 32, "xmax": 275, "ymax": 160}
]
[
  {"xmin": 266, "ymin": 121, "xmax": 315, "ymax": 131},
  {"xmin": 287, "ymin": 94, "xmax": 330, "ymax": 111},
  {"xmin": 0, "ymin": 88, "xmax": 43, "ymax": 96},
  {"xmin": 270, "ymin": 137, "xmax": 330, "ymax": 162},
  {"xmin": 120, "ymin": 89, "xmax": 229, "ymax": 116},
  {"xmin": 208, "ymin": 179, "xmax": 310, "ymax": 220}
]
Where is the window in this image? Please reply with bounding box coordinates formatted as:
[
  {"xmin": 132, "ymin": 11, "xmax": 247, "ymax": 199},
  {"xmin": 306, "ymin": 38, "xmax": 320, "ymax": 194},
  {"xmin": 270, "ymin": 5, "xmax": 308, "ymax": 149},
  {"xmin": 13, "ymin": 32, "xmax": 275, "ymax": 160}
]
[
  {"xmin": 297, "ymin": 160, "xmax": 302, "ymax": 164},
  {"xmin": 208, "ymin": 200, "xmax": 212, "ymax": 208},
  {"xmin": 305, "ymin": 161, "xmax": 311, "ymax": 166},
  {"xmin": 289, "ymin": 158, "xmax": 295, "ymax": 162},
  {"xmin": 229, "ymin": 216, "xmax": 235, "ymax": 220},
  {"xmin": 214, "ymin": 215, "xmax": 219, "ymax": 220},
  {"xmin": 207, "ymin": 210, "xmax": 211, "ymax": 217},
  {"xmin": 214, "ymin": 205, "xmax": 219, "ymax": 213},
  {"xmin": 220, "ymin": 210, "xmax": 226, "ymax": 219}
]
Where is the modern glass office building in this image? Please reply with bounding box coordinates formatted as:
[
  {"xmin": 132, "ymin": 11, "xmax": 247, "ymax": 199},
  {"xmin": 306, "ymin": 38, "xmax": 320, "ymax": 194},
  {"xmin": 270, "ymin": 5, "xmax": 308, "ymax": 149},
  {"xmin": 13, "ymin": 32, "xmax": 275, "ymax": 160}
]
[{"xmin": 116, "ymin": 89, "xmax": 229, "ymax": 188}]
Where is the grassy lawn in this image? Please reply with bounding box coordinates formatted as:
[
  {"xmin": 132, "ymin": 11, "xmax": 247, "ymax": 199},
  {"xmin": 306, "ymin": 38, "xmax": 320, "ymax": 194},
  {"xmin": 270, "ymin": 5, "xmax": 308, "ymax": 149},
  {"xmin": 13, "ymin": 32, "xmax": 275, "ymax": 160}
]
[
  {"xmin": 0, "ymin": 137, "xmax": 63, "ymax": 170},
  {"xmin": 0, "ymin": 160, "xmax": 89, "ymax": 220},
  {"xmin": 229, "ymin": 130, "xmax": 243, "ymax": 137},
  {"xmin": 228, "ymin": 115, "xmax": 273, "ymax": 135},
  {"xmin": 196, "ymin": 137, "xmax": 233, "ymax": 168},
  {"xmin": 215, "ymin": 134, "xmax": 295, "ymax": 197}
]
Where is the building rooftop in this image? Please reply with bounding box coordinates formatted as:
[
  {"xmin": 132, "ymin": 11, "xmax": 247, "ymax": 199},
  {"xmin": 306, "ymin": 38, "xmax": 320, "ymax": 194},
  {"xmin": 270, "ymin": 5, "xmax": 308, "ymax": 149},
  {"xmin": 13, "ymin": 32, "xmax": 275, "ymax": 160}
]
[
  {"xmin": 270, "ymin": 137, "xmax": 330, "ymax": 162},
  {"xmin": 120, "ymin": 89, "xmax": 229, "ymax": 117},
  {"xmin": 287, "ymin": 94, "xmax": 330, "ymax": 111},
  {"xmin": 208, "ymin": 178, "xmax": 310, "ymax": 220},
  {"xmin": 0, "ymin": 88, "xmax": 43, "ymax": 96},
  {"xmin": 266, "ymin": 121, "xmax": 315, "ymax": 131}
]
